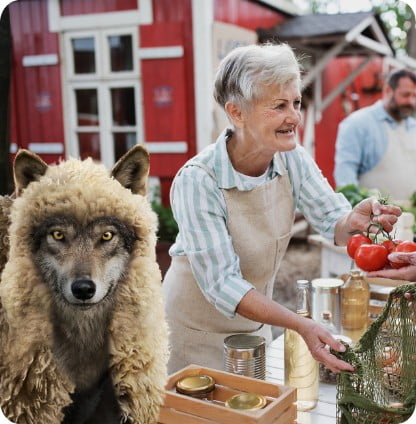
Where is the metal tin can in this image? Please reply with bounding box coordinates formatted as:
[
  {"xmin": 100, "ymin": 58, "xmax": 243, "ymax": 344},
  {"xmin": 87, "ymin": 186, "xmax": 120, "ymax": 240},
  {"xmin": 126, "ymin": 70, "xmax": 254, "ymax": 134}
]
[
  {"xmin": 175, "ymin": 374, "xmax": 216, "ymax": 400},
  {"xmin": 224, "ymin": 334, "xmax": 266, "ymax": 380},
  {"xmin": 225, "ymin": 393, "xmax": 267, "ymax": 410}
]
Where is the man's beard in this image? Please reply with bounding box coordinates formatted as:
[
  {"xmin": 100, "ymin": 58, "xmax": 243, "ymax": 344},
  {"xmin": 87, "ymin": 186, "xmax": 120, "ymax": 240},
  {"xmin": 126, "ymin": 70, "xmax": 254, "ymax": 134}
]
[{"xmin": 386, "ymin": 99, "xmax": 415, "ymax": 121}]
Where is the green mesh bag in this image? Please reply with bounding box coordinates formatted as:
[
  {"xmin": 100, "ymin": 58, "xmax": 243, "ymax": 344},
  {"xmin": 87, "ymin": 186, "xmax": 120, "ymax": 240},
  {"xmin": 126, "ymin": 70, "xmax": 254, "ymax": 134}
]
[{"xmin": 335, "ymin": 283, "xmax": 416, "ymax": 424}]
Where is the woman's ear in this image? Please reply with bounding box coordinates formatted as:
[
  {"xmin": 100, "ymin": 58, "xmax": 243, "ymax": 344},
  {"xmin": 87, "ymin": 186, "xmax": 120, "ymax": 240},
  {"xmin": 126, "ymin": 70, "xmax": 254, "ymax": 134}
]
[{"xmin": 225, "ymin": 101, "xmax": 245, "ymax": 129}]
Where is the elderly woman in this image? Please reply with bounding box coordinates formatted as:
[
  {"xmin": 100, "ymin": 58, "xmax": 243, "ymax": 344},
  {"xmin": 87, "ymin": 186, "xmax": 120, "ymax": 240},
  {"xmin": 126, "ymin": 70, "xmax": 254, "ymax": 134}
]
[{"xmin": 163, "ymin": 43, "xmax": 401, "ymax": 374}]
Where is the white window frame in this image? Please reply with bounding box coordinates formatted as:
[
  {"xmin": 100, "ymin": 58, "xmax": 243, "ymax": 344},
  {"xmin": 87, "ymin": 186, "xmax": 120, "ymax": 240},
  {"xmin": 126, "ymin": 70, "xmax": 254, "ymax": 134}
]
[
  {"xmin": 62, "ymin": 27, "xmax": 144, "ymax": 168},
  {"xmin": 47, "ymin": 0, "xmax": 153, "ymax": 32}
]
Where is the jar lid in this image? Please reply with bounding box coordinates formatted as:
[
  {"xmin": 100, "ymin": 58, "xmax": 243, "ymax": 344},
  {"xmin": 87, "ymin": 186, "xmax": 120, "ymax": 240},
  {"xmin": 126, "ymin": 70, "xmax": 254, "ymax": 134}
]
[
  {"xmin": 175, "ymin": 374, "xmax": 215, "ymax": 395},
  {"xmin": 225, "ymin": 393, "xmax": 267, "ymax": 410},
  {"xmin": 312, "ymin": 278, "xmax": 344, "ymax": 289}
]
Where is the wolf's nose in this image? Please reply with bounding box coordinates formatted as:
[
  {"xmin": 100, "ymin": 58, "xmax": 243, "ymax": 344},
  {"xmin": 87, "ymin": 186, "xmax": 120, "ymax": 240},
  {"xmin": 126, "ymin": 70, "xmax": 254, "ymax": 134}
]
[{"xmin": 71, "ymin": 279, "xmax": 96, "ymax": 301}]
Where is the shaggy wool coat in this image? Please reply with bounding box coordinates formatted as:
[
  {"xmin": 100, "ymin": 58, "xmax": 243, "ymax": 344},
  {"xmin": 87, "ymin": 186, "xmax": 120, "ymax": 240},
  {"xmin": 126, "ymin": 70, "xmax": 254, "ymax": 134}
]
[{"xmin": 0, "ymin": 155, "xmax": 169, "ymax": 423}]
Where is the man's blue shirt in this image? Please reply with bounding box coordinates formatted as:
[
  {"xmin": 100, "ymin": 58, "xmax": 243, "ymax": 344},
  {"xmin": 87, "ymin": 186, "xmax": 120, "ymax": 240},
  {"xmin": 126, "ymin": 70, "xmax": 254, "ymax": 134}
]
[{"xmin": 334, "ymin": 100, "xmax": 416, "ymax": 187}]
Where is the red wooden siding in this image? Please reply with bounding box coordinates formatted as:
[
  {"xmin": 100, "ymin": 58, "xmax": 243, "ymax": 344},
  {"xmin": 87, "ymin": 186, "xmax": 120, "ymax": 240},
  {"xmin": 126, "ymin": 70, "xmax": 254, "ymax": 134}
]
[
  {"xmin": 140, "ymin": 22, "xmax": 190, "ymax": 177},
  {"xmin": 315, "ymin": 57, "xmax": 384, "ymax": 187},
  {"xmin": 9, "ymin": 0, "xmax": 64, "ymax": 163},
  {"xmin": 214, "ymin": 0, "xmax": 286, "ymax": 30},
  {"xmin": 60, "ymin": 0, "xmax": 138, "ymax": 15}
]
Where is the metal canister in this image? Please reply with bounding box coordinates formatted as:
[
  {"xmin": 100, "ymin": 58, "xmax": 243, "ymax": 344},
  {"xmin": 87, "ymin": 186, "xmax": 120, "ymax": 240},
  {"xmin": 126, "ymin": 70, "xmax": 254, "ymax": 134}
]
[
  {"xmin": 311, "ymin": 278, "xmax": 344, "ymax": 332},
  {"xmin": 223, "ymin": 334, "xmax": 266, "ymax": 380}
]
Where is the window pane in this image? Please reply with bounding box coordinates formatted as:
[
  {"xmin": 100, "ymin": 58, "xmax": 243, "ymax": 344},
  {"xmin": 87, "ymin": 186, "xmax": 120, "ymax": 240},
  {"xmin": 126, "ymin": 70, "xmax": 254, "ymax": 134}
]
[
  {"xmin": 109, "ymin": 35, "xmax": 133, "ymax": 72},
  {"xmin": 114, "ymin": 132, "xmax": 136, "ymax": 161},
  {"xmin": 72, "ymin": 37, "xmax": 95, "ymax": 74},
  {"xmin": 75, "ymin": 89, "xmax": 99, "ymax": 126},
  {"xmin": 111, "ymin": 87, "xmax": 135, "ymax": 126},
  {"xmin": 78, "ymin": 133, "xmax": 101, "ymax": 161}
]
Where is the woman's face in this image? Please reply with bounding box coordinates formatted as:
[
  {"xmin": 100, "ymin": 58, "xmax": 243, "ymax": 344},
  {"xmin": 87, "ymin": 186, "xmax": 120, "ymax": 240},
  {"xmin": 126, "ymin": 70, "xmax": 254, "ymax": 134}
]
[{"xmin": 241, "ymin": 79, "xmax": 302, "ymax": 154}]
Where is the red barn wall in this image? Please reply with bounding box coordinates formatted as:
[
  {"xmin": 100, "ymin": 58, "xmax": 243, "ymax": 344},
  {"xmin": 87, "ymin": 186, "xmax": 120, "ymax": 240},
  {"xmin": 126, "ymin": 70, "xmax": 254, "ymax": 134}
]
[
  {"xmin": 315, "ymin": 56, "xmax": 384, "ymax": 187},
  {"xmin": 9, "ymin": 0, "xmax": 64, "ymax": 164}
]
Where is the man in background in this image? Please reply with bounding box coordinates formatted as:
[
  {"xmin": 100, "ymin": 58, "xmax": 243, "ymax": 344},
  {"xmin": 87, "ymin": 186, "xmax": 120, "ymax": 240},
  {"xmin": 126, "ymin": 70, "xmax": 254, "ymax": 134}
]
[{"xmin": 334, "ymin": 69, "xmax": 416, "ymax": 201}]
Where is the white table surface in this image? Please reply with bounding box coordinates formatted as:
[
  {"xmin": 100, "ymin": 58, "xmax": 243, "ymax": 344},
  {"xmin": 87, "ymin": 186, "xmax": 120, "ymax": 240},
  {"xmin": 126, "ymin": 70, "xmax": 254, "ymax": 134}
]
[{"xmin": 266, "ymin": 335, "xmax": 337, "ymax": 424}]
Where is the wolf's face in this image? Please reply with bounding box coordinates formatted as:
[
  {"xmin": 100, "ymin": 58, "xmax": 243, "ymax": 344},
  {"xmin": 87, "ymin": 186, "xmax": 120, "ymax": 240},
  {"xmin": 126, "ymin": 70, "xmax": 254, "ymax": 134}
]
[{"xmin": 31, "ymin": 215, "xmax": 137, "ymax": 306}]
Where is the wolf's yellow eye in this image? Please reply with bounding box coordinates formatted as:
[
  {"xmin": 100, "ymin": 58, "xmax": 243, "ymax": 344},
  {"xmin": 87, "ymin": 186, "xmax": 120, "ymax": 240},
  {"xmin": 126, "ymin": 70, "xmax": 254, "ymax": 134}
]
[
  {"xmin": 102, "ymin": 231, "xmax": 113, "ymax": 241},
  {"xmin": 52, "ymin": 230, "xmax": 64, "ymax": 240}
]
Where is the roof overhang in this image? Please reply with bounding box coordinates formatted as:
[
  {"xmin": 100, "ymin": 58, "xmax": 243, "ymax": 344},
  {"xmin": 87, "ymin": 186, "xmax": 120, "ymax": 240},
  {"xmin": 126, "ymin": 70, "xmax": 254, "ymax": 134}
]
[
  {"xmin": 257, "ymin": 12, "xmax": 398, "ymax": 121},
  {"xmin": 258, "ymin": 12, "xmax": 394, "ymax": 90}
]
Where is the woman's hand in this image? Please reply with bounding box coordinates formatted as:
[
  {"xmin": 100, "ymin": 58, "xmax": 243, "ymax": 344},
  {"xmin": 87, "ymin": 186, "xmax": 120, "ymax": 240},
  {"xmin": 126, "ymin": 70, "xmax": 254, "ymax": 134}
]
[
  {"xmin": 349, "ymin": 197, "xmax": 401, "ymax": 234},
  {"xmin": 368, "ymin": 251, "xmax": 416, "ymax": 281},
  {"xmin": 335, "ymin": 197, "xmax": 401, "ymax": 246},
  {"xmin": 298, "ymin": 319, "xmax": 354, "ymax": 373}
]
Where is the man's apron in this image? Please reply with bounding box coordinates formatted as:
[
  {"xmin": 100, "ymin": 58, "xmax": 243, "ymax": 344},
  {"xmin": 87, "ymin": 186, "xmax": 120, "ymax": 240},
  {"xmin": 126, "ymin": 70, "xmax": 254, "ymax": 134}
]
[
  {"xmin": 359, "ymin": 121, "xmax": 416, "ymax": 201},
  {"xmin": 163, "ymin": 156, "xmax": 295, "ymax": 373}
]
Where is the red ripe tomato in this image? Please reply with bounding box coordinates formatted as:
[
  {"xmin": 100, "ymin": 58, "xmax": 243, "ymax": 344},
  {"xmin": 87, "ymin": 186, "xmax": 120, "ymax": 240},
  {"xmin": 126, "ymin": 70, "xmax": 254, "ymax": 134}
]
[
  {"xmin": 347, "ymin": 234, "xmax": 372, "ymax": 259},
  {"xmin": 354, "ymin": 244, "xmax": 389, "ymax": 272},
  {"xmin": 381, "ymin": 239, "xmax": 399, "ymax": 254},
  {"xmin": 390, "ymin": 241, "xmax": 416, "ymax": 269}
]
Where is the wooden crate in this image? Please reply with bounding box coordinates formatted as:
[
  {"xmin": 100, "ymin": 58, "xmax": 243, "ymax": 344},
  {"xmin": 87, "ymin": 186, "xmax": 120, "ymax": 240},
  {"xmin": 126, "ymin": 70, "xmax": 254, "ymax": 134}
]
[{"xmin": 158, "ymin": 364, "xmax": 297, "ymax": 424}]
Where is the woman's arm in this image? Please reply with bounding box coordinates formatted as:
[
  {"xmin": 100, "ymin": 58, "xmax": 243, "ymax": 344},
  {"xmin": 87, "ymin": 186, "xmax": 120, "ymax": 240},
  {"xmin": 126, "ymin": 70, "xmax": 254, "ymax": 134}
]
[{"xmin": 236, "ymin": 289, "xmax": 355, "ymax": 373}]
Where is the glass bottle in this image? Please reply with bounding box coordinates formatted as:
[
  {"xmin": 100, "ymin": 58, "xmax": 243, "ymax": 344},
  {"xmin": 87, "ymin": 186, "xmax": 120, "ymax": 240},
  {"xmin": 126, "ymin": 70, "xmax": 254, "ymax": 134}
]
[
  {"xmin": 318, "ymin": 311, "xmax": 338, "ymax": 384},
  {"xmin": 320, "ymin": 310, "xmax": 337, "ymax": 334},
  {"xmin": 284, "ymin": 280, "xmax": 319, "ymax": 411},
  {"xmin": 341, "ymin": 269, "xmax": 370, "ymax": 343}
]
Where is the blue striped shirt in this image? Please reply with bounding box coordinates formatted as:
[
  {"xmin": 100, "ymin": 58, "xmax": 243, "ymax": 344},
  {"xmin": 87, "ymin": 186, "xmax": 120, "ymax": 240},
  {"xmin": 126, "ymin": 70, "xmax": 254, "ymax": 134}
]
[{"xmin": 169, "ymin": 129, "xmax": 351, "ymax": 318}]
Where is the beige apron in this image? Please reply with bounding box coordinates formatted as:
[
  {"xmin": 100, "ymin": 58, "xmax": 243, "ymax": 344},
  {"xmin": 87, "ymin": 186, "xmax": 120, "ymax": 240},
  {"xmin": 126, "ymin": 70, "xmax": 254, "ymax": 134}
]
[
  {"xmin": 359, "ymin": 121, "xmax": 416, "ymax": 201},
  {"xmin": 163, "ymin": 156, "xmax": 295, "ymax": 373}
]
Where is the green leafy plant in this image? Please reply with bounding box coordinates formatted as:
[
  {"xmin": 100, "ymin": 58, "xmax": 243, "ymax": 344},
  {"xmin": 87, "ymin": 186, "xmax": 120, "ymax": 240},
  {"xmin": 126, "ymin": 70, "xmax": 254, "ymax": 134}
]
[
  {"xmin": 336, "ymin": 184, "xmax": 380, "ymax": 207},
  {"xmin": 151, "ymin": 200, "xmax": 179, "ymax": 243}
]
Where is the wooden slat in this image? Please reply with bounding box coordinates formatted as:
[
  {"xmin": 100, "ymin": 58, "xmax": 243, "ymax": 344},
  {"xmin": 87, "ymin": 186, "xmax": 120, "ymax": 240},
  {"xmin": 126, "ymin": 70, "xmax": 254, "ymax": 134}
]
[{"xmin": 159, "ymin": 364, "xmax": 296, "ymax": 424}]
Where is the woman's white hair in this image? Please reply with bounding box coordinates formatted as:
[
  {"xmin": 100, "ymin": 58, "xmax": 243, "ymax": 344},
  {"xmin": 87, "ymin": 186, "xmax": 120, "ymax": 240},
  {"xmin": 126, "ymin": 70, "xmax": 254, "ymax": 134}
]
[{"xmin": 213, "ymin": 43, "xmax": 301, "ymax": 112}]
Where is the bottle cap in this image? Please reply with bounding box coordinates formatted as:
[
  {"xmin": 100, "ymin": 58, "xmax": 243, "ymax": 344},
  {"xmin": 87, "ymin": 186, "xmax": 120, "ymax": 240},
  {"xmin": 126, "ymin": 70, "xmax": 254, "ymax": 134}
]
[
  {"xmin": 175, "ymin": 374, "xmax": 215, "ymax": 396},
  {"xmin": 296, "ymin": 279, "xmax": 309, "ymax": 287},
  {"xmin": 225, "ymin": 393, "xmax": 267, "ymax": 410},
  {"xmin": 322, "ymin": 311, "xmax": 332, "ymax": 320}
]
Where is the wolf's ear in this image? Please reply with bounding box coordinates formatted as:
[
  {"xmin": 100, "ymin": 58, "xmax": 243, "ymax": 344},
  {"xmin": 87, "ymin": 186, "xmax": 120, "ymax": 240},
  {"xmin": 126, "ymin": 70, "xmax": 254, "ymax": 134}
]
[
  {"xmin": 13, "ymin": 149, "xmax": 48, "ymax": 196},
  {"xmin": 111, "ymin": 144, "xmax": 150, "ymax": 196}
]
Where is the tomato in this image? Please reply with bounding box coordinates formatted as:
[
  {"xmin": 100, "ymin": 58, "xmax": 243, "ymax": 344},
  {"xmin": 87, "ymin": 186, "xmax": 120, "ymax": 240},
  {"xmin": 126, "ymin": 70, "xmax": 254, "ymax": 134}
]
[
  {"xmin": 347, "ymin": 234, "xmax": 372, "ymax": 259},
  {"xmin": 354, "ymin": 243, "xmax": 388, "ymax": 272},
  {"xmin": 381, "ymin": 239, "xmax": 400, "ymax": 254},
  {"xmin": 390, "ymin": 240, "xmax": 416, "ymax": 269}
]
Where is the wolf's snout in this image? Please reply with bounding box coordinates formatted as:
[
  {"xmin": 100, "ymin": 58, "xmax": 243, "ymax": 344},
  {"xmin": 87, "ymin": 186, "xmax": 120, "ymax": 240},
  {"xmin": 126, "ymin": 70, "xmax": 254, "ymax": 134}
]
[{"xmin": 71, "ymin": 279, "xmax": 96, "ymax": 301}]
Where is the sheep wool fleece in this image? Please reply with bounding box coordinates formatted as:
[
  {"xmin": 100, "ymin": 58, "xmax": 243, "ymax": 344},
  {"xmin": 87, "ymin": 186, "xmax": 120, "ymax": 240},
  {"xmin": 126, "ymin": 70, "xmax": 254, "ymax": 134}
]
[{"xmin": 0, "ymin": 147, "xmax": 169, "ymax": 424}]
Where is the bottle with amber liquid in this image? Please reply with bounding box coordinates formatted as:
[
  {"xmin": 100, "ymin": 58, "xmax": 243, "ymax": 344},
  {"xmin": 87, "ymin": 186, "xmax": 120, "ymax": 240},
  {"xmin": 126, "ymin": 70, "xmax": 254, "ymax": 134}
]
[
  {"xmin": 284, "ymin": 280, "xmax": 319, "ymax": 411},
  {"xmin": 341, "ymin": 269, "xmax": 370, "ymax": 343}
]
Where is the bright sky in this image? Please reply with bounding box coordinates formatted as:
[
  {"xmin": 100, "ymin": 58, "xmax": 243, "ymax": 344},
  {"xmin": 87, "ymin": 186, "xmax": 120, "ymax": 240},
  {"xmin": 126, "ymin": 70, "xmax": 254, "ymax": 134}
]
[{"xmin": 294, "ymin": 0, "xmax": 416, "ymax": 17}]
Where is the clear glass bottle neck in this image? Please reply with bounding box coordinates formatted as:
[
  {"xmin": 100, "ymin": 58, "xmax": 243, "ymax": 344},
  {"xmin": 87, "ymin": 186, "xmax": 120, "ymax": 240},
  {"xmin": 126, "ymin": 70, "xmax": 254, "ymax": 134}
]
[{"xmin": 296, "ymin": 283, "xmax": 311, "ymax": 316}]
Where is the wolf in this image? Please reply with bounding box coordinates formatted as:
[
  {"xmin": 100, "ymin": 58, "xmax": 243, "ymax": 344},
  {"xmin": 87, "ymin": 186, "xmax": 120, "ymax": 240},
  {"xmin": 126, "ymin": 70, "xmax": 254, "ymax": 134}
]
[{"xmin": 0, "ymin": 146, "xmax": 169, "ymax": 424}]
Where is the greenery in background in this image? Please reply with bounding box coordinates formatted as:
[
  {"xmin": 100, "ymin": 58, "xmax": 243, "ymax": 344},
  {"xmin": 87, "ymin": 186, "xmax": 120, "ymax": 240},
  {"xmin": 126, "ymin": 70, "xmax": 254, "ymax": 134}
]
[
  {"xmin": 336, "ymin": 184, "xmax": 380, "ymax": 207},
  {"xmin": 151, "ymin": 200, "xmax": 179, "ymax": 242},
  {"xmin": 306, "ymin": 0, "xmax": 416, "ymax": 57},
  {"xmin": 404, "ymin": 191, "xmax": 416, "ymax": 234},
  {"xmin": 150, "ymin": 186, "xmax": 179, "ymax": 243},
  {"xmin": 337, "ymin": 184, "xmax": 416, "ymax": 233}
]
